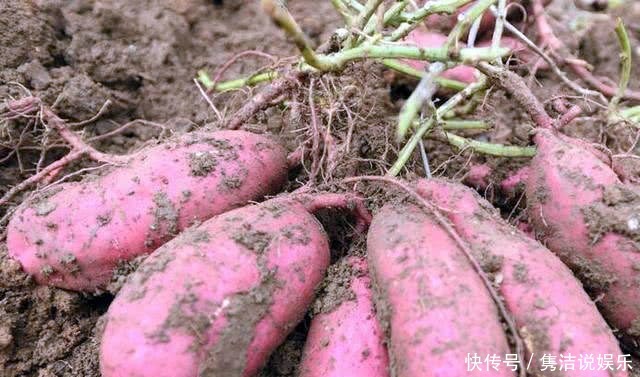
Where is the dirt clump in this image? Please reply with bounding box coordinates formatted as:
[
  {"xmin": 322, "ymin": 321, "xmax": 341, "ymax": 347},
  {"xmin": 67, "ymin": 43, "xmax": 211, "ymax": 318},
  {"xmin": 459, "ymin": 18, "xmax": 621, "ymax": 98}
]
[{"xmin": 0, "ymin": 245, "xmax": 108, "ymax": 377}]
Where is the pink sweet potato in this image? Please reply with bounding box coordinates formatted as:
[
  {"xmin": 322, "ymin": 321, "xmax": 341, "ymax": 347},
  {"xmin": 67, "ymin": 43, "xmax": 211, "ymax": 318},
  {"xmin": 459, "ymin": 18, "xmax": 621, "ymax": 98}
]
[
  {"xmin": 402, "ymin": 29, "xmax": 478, "ymax": 84},
  {"xmin": 402, "ymin": 32, "xmax": 536, "ymax": 85},
  {"xmin": 367, "ymin": 202, "xmax": 513, "ymax": 377},
  {"xmin": 7, "ymin": 130, "xmax": 288, "ymax": 291},
  {"xmin": 464, "ymin": 163, "xmax": 492, "ymax": 189},
  {"xmin": 527, "ymin": 128, "xmax": 640, "ymax": 344},
  {"xmin": 499, "ymin": 166, "xmax": 530, "ymax": 197},
  {"xmin": 417, "ymin": 179, "xmax": 627, "ymax": 376},
  {"xmin": 100, "ymin": 193, "xmax": 370, "ymax": 377},
  {"xmin": 299, "ymin": 256, "xmax": 389, "ymax": 377}
]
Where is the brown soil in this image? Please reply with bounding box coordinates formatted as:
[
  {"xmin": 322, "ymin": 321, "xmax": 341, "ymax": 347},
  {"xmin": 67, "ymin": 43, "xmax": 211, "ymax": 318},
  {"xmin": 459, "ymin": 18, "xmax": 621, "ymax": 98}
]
[{"xmin": 1, "ymin": 0, "xmax": 640, "ymax": 376}]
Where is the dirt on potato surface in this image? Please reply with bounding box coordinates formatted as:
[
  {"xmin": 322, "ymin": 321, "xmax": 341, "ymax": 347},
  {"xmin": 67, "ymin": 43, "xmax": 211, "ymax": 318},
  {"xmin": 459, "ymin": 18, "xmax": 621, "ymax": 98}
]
[{"xmin": 1, "ymin": 0, "xmax": 640, "ymax": 376}]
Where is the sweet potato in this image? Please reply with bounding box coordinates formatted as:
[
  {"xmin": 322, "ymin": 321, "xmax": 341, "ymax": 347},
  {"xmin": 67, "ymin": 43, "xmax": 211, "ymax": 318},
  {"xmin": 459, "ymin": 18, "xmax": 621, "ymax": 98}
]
[
  {"xmin": 464, "ymin": 163, "xmax": 492, "ymax": 189},
  {"xmin": 367, "ymin": 202, "xmax": 513, "ymax": 377},
  {"xmin": 7, "ymin": 130, "xmax": 288, "ymax": 291},
  {"xmin": 402, "ymin": 29, "xmax": 478, "ymax": 84},
  {"xmin": 402, "ymin": 31, "xmax": 536, "ymax": 85},
  {"xmin": 417, "ymin": 178, "xmax": 627, "ymax": 376},
  {"xmin": 527, "ymin": 128, "xmax": 640, "ymax": 345},
  {"xmin": 499, "ymin": 166, "xmax": 529, "ymax": 197},
  {"xmin": 100, "ymin": 193, "xmax": 370, "ymax": 377},
  {"xmin": 299, "ymin": 256, "xmax": 389, "ymax": 377}
]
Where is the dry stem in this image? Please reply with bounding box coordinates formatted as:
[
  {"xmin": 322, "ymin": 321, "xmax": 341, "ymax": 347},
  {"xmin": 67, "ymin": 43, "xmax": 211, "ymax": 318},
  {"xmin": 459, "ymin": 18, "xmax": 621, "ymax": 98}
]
[
  {"xmin": 0, "ymin": 97, "xmax": 129, "ymax": 208},
  {"xmin": 227, "ymin": 71, "xmax": 305, "ymax": 130}
]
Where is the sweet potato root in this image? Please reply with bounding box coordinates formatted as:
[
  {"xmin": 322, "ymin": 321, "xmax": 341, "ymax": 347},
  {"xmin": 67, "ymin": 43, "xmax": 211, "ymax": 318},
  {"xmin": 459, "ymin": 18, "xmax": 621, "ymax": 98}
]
[
  {"xmin": 417, "ymin": 178, "xmax": 627, "ymax": 376},
  {"xmin": 367, "ymin": 202, "xmax": 513, "ymax": 377},
  {"xmin": 100, "ymin": 193, "xmax": 370, "ymax": 377},
  {"xmin": 527, "ymin": 128, "xmax": 640, "ymax": 345},
  {"xmin": 7, "ymin": 130, "xmax": 288, "ymax": 291},
  {"xmin": 299, "ymin": 256, "xmax": 389, "ymax": 377}
]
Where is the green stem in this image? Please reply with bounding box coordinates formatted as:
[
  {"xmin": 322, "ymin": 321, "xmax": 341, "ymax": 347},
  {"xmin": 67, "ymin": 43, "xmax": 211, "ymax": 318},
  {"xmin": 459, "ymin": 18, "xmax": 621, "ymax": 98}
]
[
  {"xmin": 319, "ymin": 44, "xmax": 508, "ymax": 71},
  {"xmin": 397, "ymin": 63, "xmax": 445, "ymax": 141},
  {"xmin": 440, "ymin": 119, "xmax": 489, "ymax": 130},
  {"xmin": 389, "ymin": 0, "xmax": 474, "ymax": 41},
  {"xmin": 409, "ymin": 118, "xmax": 490, "ymax": 132},
  {"xmin": 445, "ymin": 0, "xmax": 497, "ymax": 50},
  {"xmin": 361, "ymin": 1, "xmax": 409, "ymax": 41},
  {"xmin": 491, "ymin": 0, "xmax": 507, "ymax": 57},
  {"xmin": 381, "ymin": 59, "xmax": 468, "ymax": 91},
  {"xmin": 443, "ymin": 132, "xmax": 535, "ymax": 157},
  {"xmin": 201, "ymin": 52, "xmax": 482, "ymax": 93},
  {"xmin": 261, "ymin": 0, "xmax": 325, "ymax": 70},
  {"xmin": 621, "ymin": 106, "xmax": 640, "ymax": 118},
  {"xmin": 345, "ymin": 0, "xmax": 365, "ymax": 12},
  {"xmin": 197, "ymin": 70, "xmax": 215, "ymax": 89},
  {"xmin": 406, "ymin": 0, "xmax": 474, "ymax": 17},
  {"xmin": 382, "ymin": 0, "xmax": 408, "ymax": 24},
  {"xmin": 610, "ymin": 18, "xmax": 631, "ymax": 109},
  {"xmin": 609, "ymin": 0, "xmax": 624, "ymax": 8},
  {"xmin": 198, "ymin": 70, "xmax": 279, "ymax": 92},
  {"xmin": 353, "ymin": 0, "xmax": 383, "ymax": 29},
  {"xmin": 346, "ymin": 0, "xmax": 384, "ymax": 47},
  {"xmin": 388, "ymin": 77, "xmax": 488, "ymax": 176},
  {"xmin": 263, "ymin": 0, "xmax": 508, "ymax": 72},
  {"xmin": 331, "ymin": 0, "xmax": 354, "ymax": 25},
  {"xmin": 610, "ymin": 106, "xmax": 640, "ymax": 125},
  {"xmin": 200, "ymin": 47, "xmax": 493, "ymax": 92},
  {"xmin": 443, "ymin": 93, "xmax": 482, "ymax": 118}
]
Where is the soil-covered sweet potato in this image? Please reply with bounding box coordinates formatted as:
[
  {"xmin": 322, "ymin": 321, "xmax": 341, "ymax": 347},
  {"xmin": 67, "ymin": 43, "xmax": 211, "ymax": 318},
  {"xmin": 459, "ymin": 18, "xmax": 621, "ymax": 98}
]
[
  {"xmin": 527, "ymin": 128, "xmax": 640, "ymax": 345},
  {"xmin": 7, "ymin": 130, "xmax": 288, "ymax": 291},
  {"xmin": 367, "ymin": 202, "xmax": 513, "ymax": 377},
  {"xmin": 299, "ymin": 256, "xmax": 389, "ymax": 377},
  {"xmin": 100, "ymin": 193, "xmax": 370, "ymax": 377},
  {"xmin": 417, "ymin": 178, "xmax": 627, "ymax": 376},
  {"xmin": 101, "ymin": 198, "xmax": 326, "ymax": 377},
  {"xmin": 500, "ymin": 166, "xmax": 530, "ymax": 197},
  {"xmin": 464, "ymin": 163, "xmax": 492, "ymax": 189}
]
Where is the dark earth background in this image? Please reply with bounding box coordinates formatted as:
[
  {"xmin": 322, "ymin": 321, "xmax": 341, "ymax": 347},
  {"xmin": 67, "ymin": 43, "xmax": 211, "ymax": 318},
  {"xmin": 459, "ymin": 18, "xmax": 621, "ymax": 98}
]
[{"xmin": 1, "ymin": 0, "xmax": 640, "ymax": 376}]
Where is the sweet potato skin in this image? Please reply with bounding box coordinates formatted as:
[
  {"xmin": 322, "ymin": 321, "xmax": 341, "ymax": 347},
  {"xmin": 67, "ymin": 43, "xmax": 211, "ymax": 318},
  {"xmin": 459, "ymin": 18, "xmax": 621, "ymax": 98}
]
[
  {"xmin": 500, "ymin": 166, "xmax": 530, "ymax": 197},
  {"xmin": 100, "ymin": 197, "xmax": 330, "ymax": 377},
  {"xmin": 418, "ymin": 179, "xmax": 627, "ymax": 377},
  {"xmin": 402, "ymin": 32, "xmax": 534, "ymax": 84},
  {"xmin": 402, "ymin": 30, "xmax": 478, "ymax": 84},
  {"xmin": 527, "ymin": 128, "xmax": 640, "ymax": 342},
  {"xmin": 299, "ymin": 256, "xmax": 389, "ymax": 377},
  {"xmin": 7, "ymin": 130, "xmax": 288, "ymax": 291},
  {"xmin": 367, "ymin": 203, "xmax": 513, "ymax": 377},
  {"xmin": 464, "ymin": 163, "xmax": 492, "ymax": 189}
]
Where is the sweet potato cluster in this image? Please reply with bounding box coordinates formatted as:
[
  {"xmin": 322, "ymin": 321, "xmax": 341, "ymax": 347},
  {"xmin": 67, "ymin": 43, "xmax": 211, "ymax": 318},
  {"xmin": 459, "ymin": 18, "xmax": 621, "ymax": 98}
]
[{"xmin": 6, "ymin": 125, "xmax": 639, "ymax": 376}]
